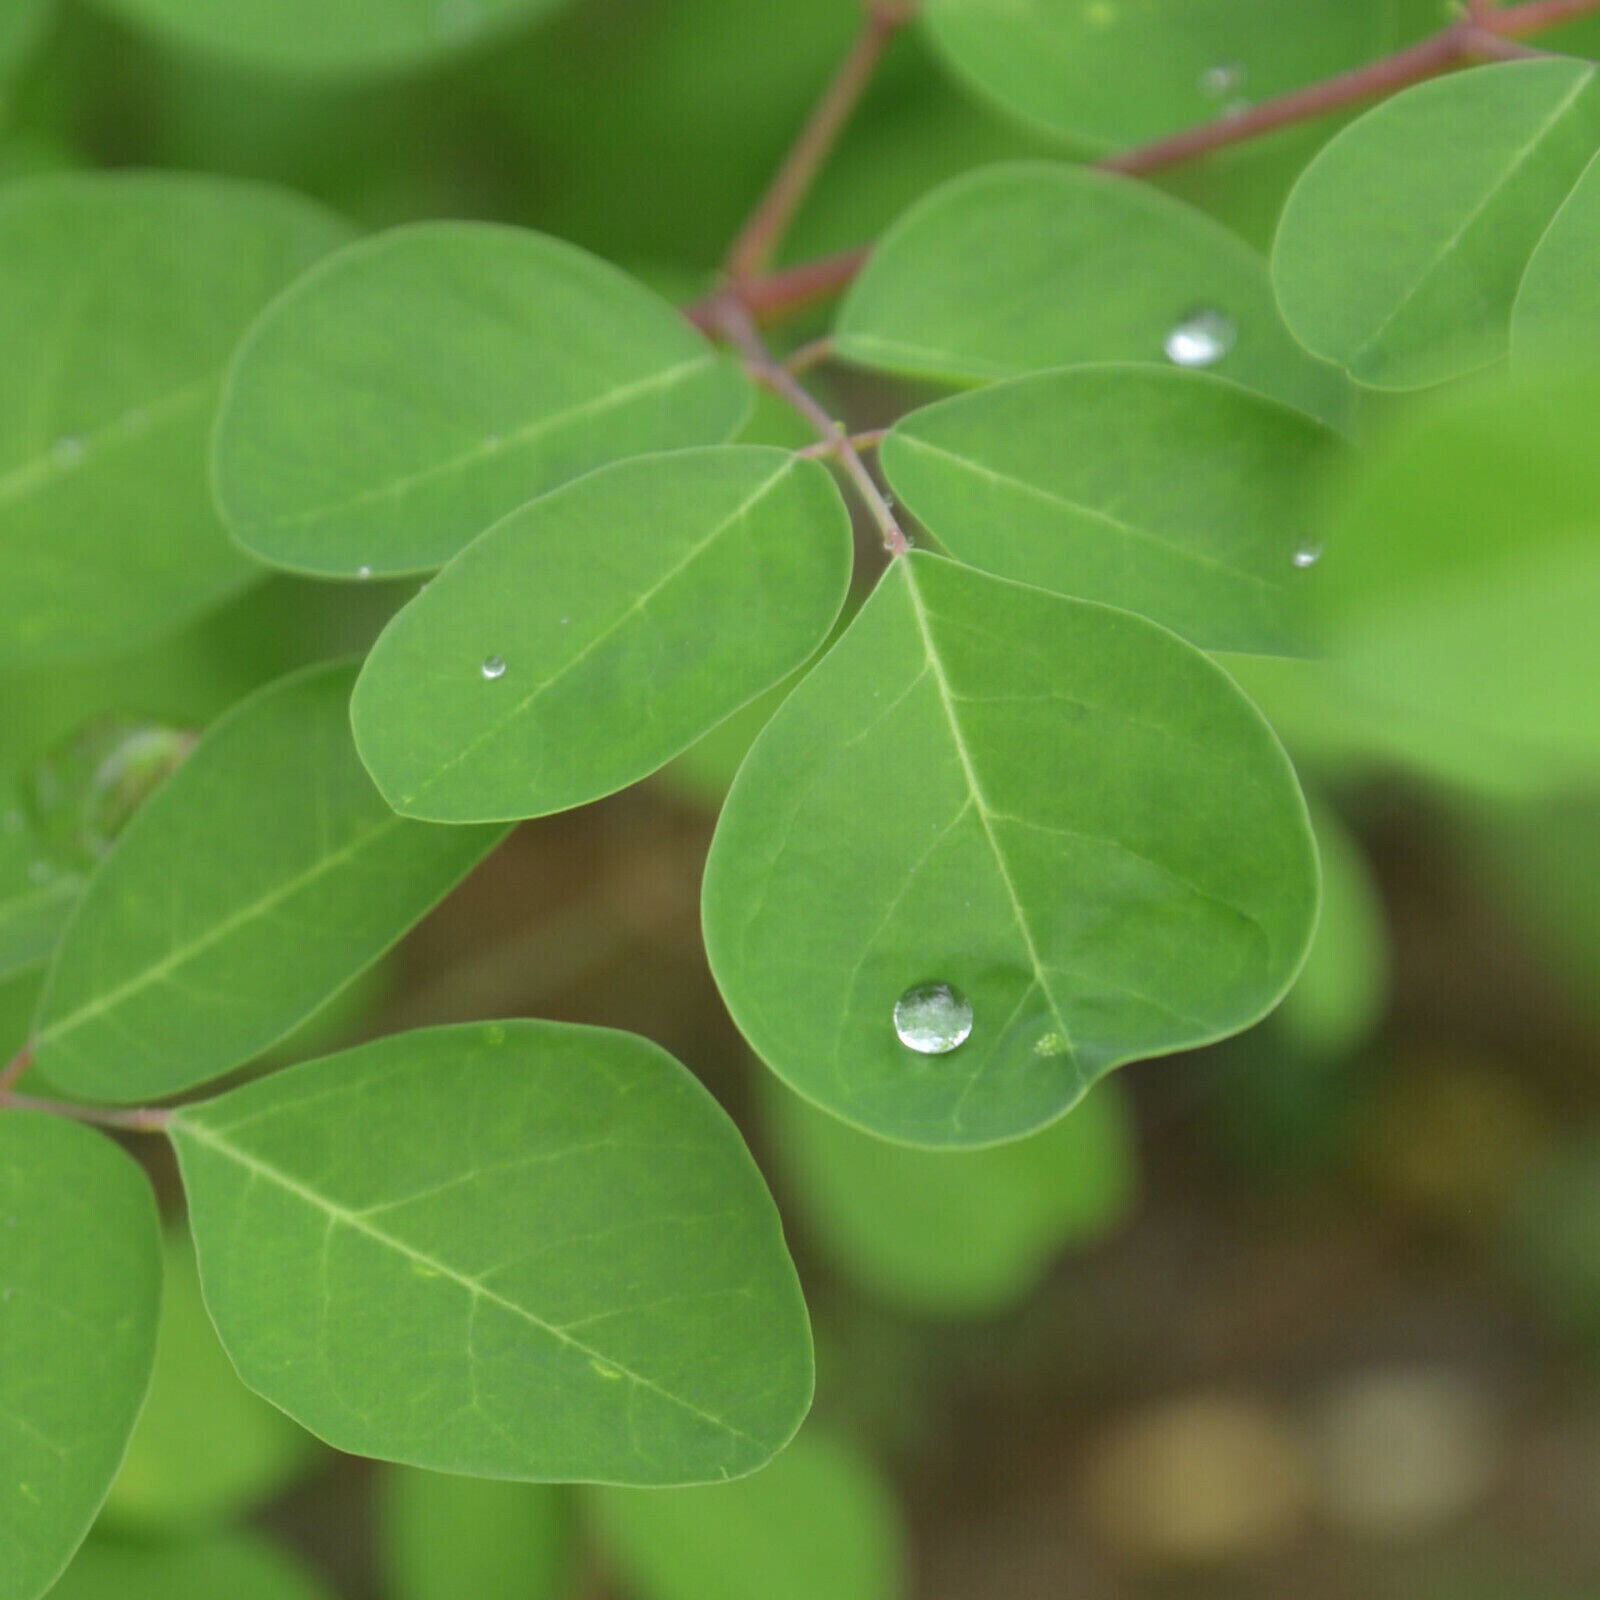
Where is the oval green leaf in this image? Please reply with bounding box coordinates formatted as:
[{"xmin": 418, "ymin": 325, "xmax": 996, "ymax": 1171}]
[
  {"xmin": 702, "ymin": 552, "xmax": 1319, "ymax": 1148},
  {"xmin": 0, "ymin": 0, "xmax": 50, "ymax": 76},
  {"xmin": 30, "ymin": 661, "xmax": 507, "ymax": 1103},
  {"xmin": 835, "ymin": 162, "xmax": 1348, "ymax": 424},
  {"xmin": 85, "ymin": 0, "xmax": 569, "ymax": 78},
  {"xmin": 588, "ymin": 1427, "xmax": 903, "ymax": 1600},
  {"xmin": 769, "ymin": 1076, "xmax": 1135, "ymax": 1317},
  {"xmin": 0, "ymin": 1113, "xmax": 161, "ymax": 1600},
  {"xmin": 168, "ymin": 1020, "xmax": 813, "ymax": 1484},
  {"xmin": 918, "ymin": 0, "xmax": 1417, "ymax": 149},
  {"xmin": 46, "ymin": 1531, "xmax": 331, "ymax": 1600},
  {"xmin": 1272, "ymin": 60, "xmax": 1600, "ymax": 390},
  {"xmin": 1511, "ymin": 148, "xmax": 1600, "ymax": 366},
  {"xmin": 1315, "ymin": 366, "xmax": 1600, "ymax": 774},
  {"xmin": 377, "ymin": 1469, "xmax": 571, "ymax": 1600},
  {"xmin": 103, "ymin": 1228, "xmax": 317, "ymax": 1531},
  {"xmin": 214, "ymin": 222, "xmax": 751, "ymax": 578},
  {"xmin": 0, "ymin": 172, "xmax": 351, "ymax": 665},
  {"xmin": 881, "ymin": 364, "xmax": 1343, "ymax": 655},
  {"xmin": 352, "ymin": 446, "xmax": 852, "ymax": 821},
  {"xmin": 0, "ymin": 779, "xmax": 82, "ymax": 980}
]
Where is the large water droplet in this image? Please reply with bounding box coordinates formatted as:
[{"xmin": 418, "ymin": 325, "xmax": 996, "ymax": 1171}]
[
  {"xmin": 894, "ymin": 981, "xmax": 973, "ymax": 1055},
  {"xmin": 481, "ymin": 654, "xmax": 507, "ymax": 680},
  {"xmin": 356, "ymin": 564, "xmax": 373, "ymax": 580},
  {"xmin": 1164, "ymin": 308, "xmax": 1236, "ymax": 368},
  {"xmin": 1292, "ymin": 541, "xmax": 1323, "ymax": 569},
  {"xmin": 1199, "ymin": 61, "xmax": 1245, "ymax": 97},
  {"xmin": 25, "ymin": 717, "xmax": 197, "ymax": 870}
]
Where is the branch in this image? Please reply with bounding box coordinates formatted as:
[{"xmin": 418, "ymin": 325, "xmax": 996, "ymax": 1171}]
[{"xmin": 713, "ymin": 300, "xmax": 908, "ymax": 554}]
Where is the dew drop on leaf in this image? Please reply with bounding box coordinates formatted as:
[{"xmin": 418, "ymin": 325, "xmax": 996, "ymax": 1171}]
[
  {"xmin": 25, "ymin": 716, "xmax": 197, "ymax": 870},
  {"xmin": 356, "ymin": 564, "xmax": 373, "ymax": 580},
  {"xmin": 1292, "ymin": 541, "xmax": 1323, "ymax": 569},
  {"xmin": 1164, "ymin": 308, "xmax": 1236, "ymax": 368},
  {"xmin": 481, "ymin": 654, "xmax": 507, "ymax": 680},
  {"xmin": 1198, "ymin": 62, "xmax": 1245, "ymax": 98},
  {"xmin": 894, "ymin": 981, "xmax": 974, "ymax": 1055}
]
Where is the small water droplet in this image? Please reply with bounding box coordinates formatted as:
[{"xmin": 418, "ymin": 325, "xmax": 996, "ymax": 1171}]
[
  {"xmin": 51, "ymin": 436, "xmax": 84, "ymax": 467},
  {"xmin": 481, "ymin": 654, "xmax": 507, "ymax": 680},
  {"xmin": 894, "ymin": 981, "xmax": 973, "ymax": 1055},
  {"xmin": 1292, "ymin": 541, "xmax": 1323, "ymax": 569},
  {"xmin": 356, "ymin": 564, "xmax": 373, "ymax": 580},
  {"xmin": 1033, "ymin": 1030, "xmax": 1069, "ymax": 1058},
  {"xmin": 1199, "ymin": 61, "xmax": 1245, "ymax": 98},
  {"xmin": 560, "ymin": 616, "xmax": 570, "ymax": 626},
  {"xmin": 1164, "ymin": 308, "xmax": 1236, "ymax": 368}
]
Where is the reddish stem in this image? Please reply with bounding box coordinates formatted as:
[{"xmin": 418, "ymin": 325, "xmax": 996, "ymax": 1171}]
[
  {"xmin": 0, "ymin": 1042, "xmax": 32, "ymax": 1096},
  {"xmin": 1, "ymin": 1092, "xmax": 171, "ymax": 1134}
]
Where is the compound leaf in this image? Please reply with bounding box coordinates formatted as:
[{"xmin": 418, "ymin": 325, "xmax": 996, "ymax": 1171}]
[
  {"xmin": 881, "ymin": 364, "xmax": 1342, "ymax": 655},
  {"xmin": 30, "ymin": 661, "xmax": 506, "ymax": 1103},
  {"xmin": 703, "ymin": 552, "xmax": 1318, "ymax": 1147},
  {"xmin": 169, "ymin": 1020, "xmax": 813, "ymax": 1485},
  {"xmin": 352, "ymin": 447, "xmax": 851, "ymax": 821},
  {"xmin": 214, "ymin": 223, "xmax": 751, "ymax": 578},
  {"xmin": 0, "ymin": 172, "xmax": 351, "ymax": 665},
  {"xmin": 835, "ymin": 162, "xmax": 1348, "ymax": 424},
  {"xmin": 0, "ymin": 1113, "xmax": 161, "ymax": 1600},
  {"xmin": 1273, "ymin": 60, "xmax": 1600, "ymax": 390}
]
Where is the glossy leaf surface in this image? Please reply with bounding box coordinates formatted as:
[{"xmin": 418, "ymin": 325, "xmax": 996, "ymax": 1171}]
[
  {"xmin": 1273, "ymin": 60, "xmax": 1600, "ymax": 389},
  {"xmin": 378, "ymin": 1469, "xmax": 571, "ymax": 1600},
  {"xmin": 87, "ymin": 0, "xmax": 570, "ymax": 77},
  {"xmin": 881, "ymin": 365, "xmax": 1341, "ymax": 655},
  {"xmin": 770, "ymin": 1077, "xmax": 1134, "ymax": 1315},
  {"xmin": 214, "ymin": 223, "xmax": 751, "ymax": 577},
  {"xmin": 703, "ymin": 553, "xmax": 1319, "ymax": 1147},
  {"xmin": 352, "ymin": 447, "xmax": 852, "ymax": 821},
  {"xmin": 0, "ymin": 173, "xmax": 350, "ymax": 664},
  {"xmin": 835, "ymin": 163, "xmax": 1347, "ymax": 423},
  {"xmin": 1316, "ymin": 367, "xmax": 1600, "ymax": 772},
  {"xmin": 918, "ymin": 0, "xmax": 1416, "ymax": 148},
  {"xmin": 0, "ymin": 1113, "xmax": 161, "ymax": 1600},
  {"xmin": 46, "ymin": 1532, "xmax": 331, "ymax": 1600},
  {"xmin": 169, "ymin": 1021, "xmax": 813, "ymax": 1484},
  {"xmin": 589, "ymin": 1427, "xmax": 903, "ymax": 1600},
  {"xmin": 31, "ymin": 662, "xmax": 506, "ymax": 1103}
]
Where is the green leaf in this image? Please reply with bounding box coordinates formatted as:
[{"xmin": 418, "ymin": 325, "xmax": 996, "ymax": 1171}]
[
  {"xmin": 44, "ymin": 1531, "xmax": 331, "ymax": 1600},
  {"xmin": 703, "ymin": 552, "xmax": 1319, "ymax": 1148},
  {"xmin": 1315, "ymin": 366, "xmax": 1600, "ymax": 774},
  {"xmin": 102, "ymin": 1227, "xmax": 318, "ymax": 1531},
  {"xmin": 834, "ymin": 163, "xmax": 1348, "ymax": 424},
  {"xmin": 0, "ymin": 1113, "xmax": 161, "ymax": 1600},
  {"xmin": 168, "ymin": 1020, "xmax": 813, "ymax": 1484},
  {"xmin": 1272, "ymin": 60, "xmax": 1600, "ymax": 390},
  {"xmin": 30, "ymin": 661, "xmax": 507, "ymax": 1103},
  {"xmin": 1511, "ymin": 149, "xmax": 1600, "ymax": 366},
  {"xmin": 351, "ymin": 446, "xmax": 852, "ymax": 821},
  {"xmin": 880, "ymin": 365, "xmax": 1343, "ymax": 655},
  {"xmin": 213, "ymin": 222, "xmax": 751, "ymax": 578},
  {"xmin": 0, "ymin": 779, "xmax": 81, "ymax": 981},
  {"xmin": 917, "ymin": 0, "xmax": 1417, "ymax": 149},
  {"xmin": 377, "ymin": 1468, "xmax": 571, "ymax": 1600},
  {"xmin": 83, "ymin": 0, "xmax": 571, "ymax": 77},
  {"xmin": 588, "ymin": 1427, "xmax": 903, "ymax": 1600},
  {"xmin": 0, "ymin": 1, "xmax": 51, "ymax": 76},
  {"xmin": 0, "ymin": 172, "xmax": 351, "ymax": 665},
  {"xmin": 769, "ymin": 1076, "xmax": 1135, "ymax": 1316}
]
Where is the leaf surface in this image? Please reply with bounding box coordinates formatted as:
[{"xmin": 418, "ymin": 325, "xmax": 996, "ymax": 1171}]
[
  {"xmin": 703, "ymin": 552, "xmax": 1319, "ymax": 1147},
  {"xmin": 881, "ymin": 365, "xmax": 1341, "ymax": 654},
  {"xmin": 0, "ymin": 1113, "xmax": 161, "ymax": 1600},
  {"xmin": 351, "ymin": 447, "xmax": 851, "ymax": 821},
  {"xmin": 0, "ymin": 172, "xmax": 351, "ymax": 664},
  {"xmin": 214, "ymin": 223, "xmax": 751, "ymax": 577},
  {"xmin": 835, "ymin": 163, "xmax": 1347, "ymax": 423},
  {"xmin": 1273, "ymin": 60, "xmax": 1600, "ymax": 389},
  {"xmin": 588, "ymin": 1427, "xmax": 902, "ymax": 1600},
  {"xmin": 45, "ymin": 1531, "xmax": 331, "ymax": 1600},
  {"xmin": 1511, "ymin": 147, "xmax": 1600, "ymax": 365},
  {"xmin": 31, "ymin": 661, "xmax": 506, "ymax": 1103},
  {"xmin": 169, "ymin": 1020, "xmax": 813, "ymax": 1484},
  {"xmin": 0, "ymin": 781, "xmax": 81, "ymax": 980}
]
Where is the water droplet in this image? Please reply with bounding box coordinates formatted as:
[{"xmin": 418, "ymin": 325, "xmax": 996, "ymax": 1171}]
[
  {"xmin": 51, "ymin": 436, "xmax": 84, "ymax": 467},
  {"xmin": 481, "ymin": 654, "xmax": 507, "ymax": 680},
  {"xmin": 1199, "ymin": 61, "xmax": 1245, "ymax": 98},
  {"xmin": 356, "ymin": 564, "xmax": 373, "ymax": 580},
  {"xmin": 1292, "ymin": 541, "xmax": 1323, "ymax": 569},
  {"xmin": 25, "ymin": 717, "xmax": 197, "ymax": 870},
  {"xmin": 894, "ymin": 981, "xmax": 973, "ymax": 1055},
  {"xmin": 1033, "ymin": 1030, "xmax": 1069, "ymax": 1058},
  {"xmin": 1164, "ymin": 308, "xmax": 1236, "ymax": 368}
]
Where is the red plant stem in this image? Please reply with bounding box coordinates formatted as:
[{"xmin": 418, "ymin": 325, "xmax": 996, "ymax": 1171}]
[
  {"xmin": 715, "ymin": 300, "xmax": 908, "ymax": 554},
  {"xmin": 723, "ymin": 3, "xmax": 917, "ymax": 284},
  {"xmin": 0, "ymin": 1042, "xmax": 32, "ymax": 1096},
  {"xmin": 686, "ymin": 0, "xmax": 1600, "ymax": 330},
  {"xmin": 1, "ymin": 1091, "xmax": 171, "ymax": 1134}
]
